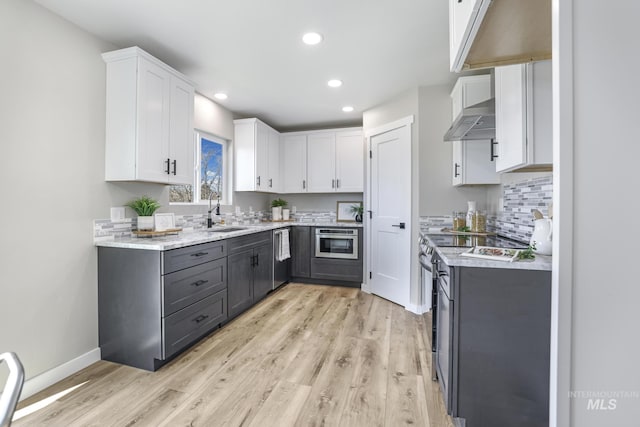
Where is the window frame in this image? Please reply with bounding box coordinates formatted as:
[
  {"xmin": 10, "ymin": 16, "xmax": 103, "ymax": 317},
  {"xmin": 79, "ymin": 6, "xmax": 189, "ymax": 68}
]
[{"xmin": 169, "ymin": 130, "xmax": 232, "ymax": 206}]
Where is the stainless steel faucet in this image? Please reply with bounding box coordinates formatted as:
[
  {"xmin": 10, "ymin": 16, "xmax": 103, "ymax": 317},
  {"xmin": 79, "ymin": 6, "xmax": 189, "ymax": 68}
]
[{"xmin": 207, "ymin": 190, "xmax": 220, "ymax": 228}]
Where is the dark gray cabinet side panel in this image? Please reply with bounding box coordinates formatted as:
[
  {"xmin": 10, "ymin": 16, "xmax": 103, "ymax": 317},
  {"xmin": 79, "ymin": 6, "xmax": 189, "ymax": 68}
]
[
  {"xmin": 162, "ymin": 257, "xmax": 227, "ymax": 316},
  {"xmin": 98, "ymin": 247, "xmax": 162, "ymax": 371},
  {"xmin": 253, "ymin": 243, "xmax": 274, "ymax": 301},
  {"xmin": 456, "ymin": 268, "xmax": 551, "ymax": 427},
  {"xmin": 227, "ymin": 250, "xmax": 254, "ymax": 318},
  {"xmin": 162, "ymin": 290, "xmax": 227, "ymax": 358},
  {"xmin": 163, "ymin": 240, "xmax": 227, "ymax": 274},
  {"xmin": 291, "ymin": 226, "xmax": 311, "ymax": 278},
  {"xmin": 228, "ymin": 231, "xmax": 272, "ymax": 254}
]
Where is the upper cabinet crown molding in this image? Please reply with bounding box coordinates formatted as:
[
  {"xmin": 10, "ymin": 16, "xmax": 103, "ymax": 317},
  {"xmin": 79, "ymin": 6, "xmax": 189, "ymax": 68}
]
[
  {"xmin": 103, "ymin": 46, "xmax": 194, "ymax": 184},
  {"xmin": 449, "ymin": 0, "xmax": 552, "ymax": 73}
]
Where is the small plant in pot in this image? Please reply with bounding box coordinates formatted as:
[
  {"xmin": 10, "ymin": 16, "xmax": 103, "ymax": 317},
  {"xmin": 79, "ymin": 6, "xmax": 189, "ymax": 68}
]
[
  {"xmin": 127, "ymin": 196, "xmax": 161, "ymax": 231},
  {"xmin": 350, "ymin": 204, "xmax": 364, "ymax": 223},
  {"xmin": 271, "ymin": 198, "xmax": 287, "ymax": 221}
]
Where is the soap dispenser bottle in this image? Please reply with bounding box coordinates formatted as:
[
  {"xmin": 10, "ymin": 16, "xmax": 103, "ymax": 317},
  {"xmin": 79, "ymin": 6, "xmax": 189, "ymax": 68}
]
[{"xmin": 466, "ymin": 201, "xmax": 476, "ymax": 230}]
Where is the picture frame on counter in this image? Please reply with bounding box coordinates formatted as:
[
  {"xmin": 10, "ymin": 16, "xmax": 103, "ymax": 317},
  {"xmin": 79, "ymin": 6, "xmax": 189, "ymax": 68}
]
[
  {"xmin": 336, "ymin": 201, "xmax": 362, "ymax": 222},
  {"xmin": 154, "ymin": 212, "xmax": 176, "ymax": 231}
]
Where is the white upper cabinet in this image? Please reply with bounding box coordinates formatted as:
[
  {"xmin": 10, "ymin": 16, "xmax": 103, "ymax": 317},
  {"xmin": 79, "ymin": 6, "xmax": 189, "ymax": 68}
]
[
  {"xmin": 494, "ymin": 60, "xmax": 552, "ymax": 173},
  {"xmin": 234, "ymin": 118, "xmax": 280, "ymax": 193},
  {"xmin": 449, "ymin": 75, "xmax": 500, "ymax": 186},
  {"xmin": 449, "ymin": 0, "xmax": 481, "ymax": 72},
  {"xmin": 103, "ymin": 47, "xmax": 194, "ymax": 185},
  {"xmin": 335, "ymin": 130, "xmax": 364, "ymax": 192},
  {"xmin": 281, "ymin": 134, "xmax": 308, "ymax": 193},
  {"xmin": 279, "ymin": 128, "xmax": 363, "ymax": 194}
]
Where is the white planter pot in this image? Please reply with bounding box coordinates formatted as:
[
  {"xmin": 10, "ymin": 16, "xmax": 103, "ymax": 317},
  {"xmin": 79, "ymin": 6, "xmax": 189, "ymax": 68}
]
[
  {"xmin": 137, "ymin": 215, "xmax": 154, "ymax": 231},
  {"xmin": 272, "ymin": 206, "xmax": 282, "ymax": 221},
  {"xmin": 282, "ymin": 209, "xmax": 290, "ymax": 221}
]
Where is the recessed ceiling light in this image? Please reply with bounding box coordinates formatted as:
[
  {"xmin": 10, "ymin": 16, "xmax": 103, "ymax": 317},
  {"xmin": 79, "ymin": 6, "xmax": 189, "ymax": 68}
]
[
  {"xmin": 302, "ymin": 32, "xmax": 323, "ymax": 45},
  {"xmin": 328, "ymin": 79, "xmax": 343, "ymax": 88},
  {"xmin": 214, "ymin": 93, "xmax": 228, "ymax": 100},
  {"xmin": 342, "ymin": 106, "xmax": 354, "ymax": 113}
]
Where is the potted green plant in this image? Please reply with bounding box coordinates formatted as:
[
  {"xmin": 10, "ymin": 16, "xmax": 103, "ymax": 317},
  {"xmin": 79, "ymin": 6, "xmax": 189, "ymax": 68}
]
[
  {"xmin": 271, "ymin": 198, "xmax": 287, "ymax": 221},
  {"xmin": 350, "ymin": 204, "xmax": 364, "ymax": 223},
  {"xmin": 127, "ymin": 196, "xmax": 161, "ymax": 231}
]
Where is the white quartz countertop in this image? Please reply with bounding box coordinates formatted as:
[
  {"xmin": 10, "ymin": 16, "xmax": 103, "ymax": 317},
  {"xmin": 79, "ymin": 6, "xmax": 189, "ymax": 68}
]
[
  {"xmin": 95, "ymin": 221, "xmax": 363, "ymax": 251},
  {"xmin": 422, "ymin": 233, "xmax": 552, "ymax": 271}
]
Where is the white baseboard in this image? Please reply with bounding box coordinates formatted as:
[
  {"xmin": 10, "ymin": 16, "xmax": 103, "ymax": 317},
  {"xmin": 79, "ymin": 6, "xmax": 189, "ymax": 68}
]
[
  {"xmin": 360, "ymin": 282, "xmax": 371, "ymax": 293},
  {"xmin": 20, "ymin": 348, "xmax": 101, "ymax": 400},
  {"xmin": 406, "ymin": 303, "xmax": 432, "ymax": 315}
]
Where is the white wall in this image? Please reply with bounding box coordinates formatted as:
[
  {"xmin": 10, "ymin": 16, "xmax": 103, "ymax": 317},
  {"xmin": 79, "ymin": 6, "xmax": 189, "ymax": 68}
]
[
  {"xmin": 0, "ymin": 0, "xmax": 115, "ymax": 387},
  {"xmin": 556, "ymin": 1, "xmax": 640, "ymax": 425},
  {"xmin": 418, "ymin": 85, "xmax": 491, "ymax": 215}
]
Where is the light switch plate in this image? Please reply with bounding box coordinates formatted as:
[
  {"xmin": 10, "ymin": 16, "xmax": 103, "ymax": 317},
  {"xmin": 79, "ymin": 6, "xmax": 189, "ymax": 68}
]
[{"xmin": 110, "ymin": 207, "xmax": 126, "ymax": 222}]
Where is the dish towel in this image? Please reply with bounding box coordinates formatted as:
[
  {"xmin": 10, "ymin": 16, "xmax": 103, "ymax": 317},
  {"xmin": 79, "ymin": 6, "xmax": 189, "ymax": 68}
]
[{"xmin": 276, "ymin": 229, "xmax": 291, "ymax": 261}]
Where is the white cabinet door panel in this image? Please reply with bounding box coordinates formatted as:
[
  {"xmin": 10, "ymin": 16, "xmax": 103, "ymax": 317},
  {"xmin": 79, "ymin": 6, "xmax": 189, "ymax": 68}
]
[
  {"xmin": 137, "ymin": 59, "xmax": 171, "ymax": 183},
  {"xmin": 495, "ymin": 64, "xmax": 528, "ymax": 172},
  {"xmin": 281, "ymin": 135, "xmax": 307, "ymax": 193},
  {"xmin": 452, "ymin": 140, "xmax": 463, "ymax": 186},
  {"xmin": 267, "ymin": 129, "xmax": 280, "ymax": 192},
  {"xmin": 255, "ymin": 121, "xmax": 269, "ymax": 191},
  {"xmin": 168, "ymin": 76, "xmax": 195, "ymax": 185},
  {"xmin": 335, "ymin": 131, "xmax": 363, "ymax": 192},
  {"xmin": 307, "ymin": 133, "xmax": 336, "ymax": 192}
]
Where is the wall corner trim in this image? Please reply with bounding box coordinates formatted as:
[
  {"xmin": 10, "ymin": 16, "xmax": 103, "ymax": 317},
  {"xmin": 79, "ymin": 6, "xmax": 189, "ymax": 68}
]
[
  {"xmin": 19, "ymin": 348, "xmax": 101, "ymax": 401},
  {"xmin": 364, "ymin": 115, "xmax": 415, "ymax": 138},
  {"xmin": 405, "ymin": 303, "xmax": 431, "ymax": 315}
]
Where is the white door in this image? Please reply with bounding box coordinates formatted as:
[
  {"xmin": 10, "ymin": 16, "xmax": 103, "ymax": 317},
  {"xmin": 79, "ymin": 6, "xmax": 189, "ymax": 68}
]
[{"xmin": 369, "ymin": 125, "xmax": 411, "ymax": 307}]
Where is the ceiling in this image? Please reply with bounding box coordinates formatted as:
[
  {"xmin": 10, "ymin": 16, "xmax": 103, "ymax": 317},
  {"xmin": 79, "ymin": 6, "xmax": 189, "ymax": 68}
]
[{"xmin": 35, "ymin": 0, "xmax": 454, "ymax": 131}]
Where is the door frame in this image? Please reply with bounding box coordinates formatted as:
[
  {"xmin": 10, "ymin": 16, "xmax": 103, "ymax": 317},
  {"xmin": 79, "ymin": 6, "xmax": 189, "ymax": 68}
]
[{"xmin": 362, "ymin": 115, "xmax": 414, "ymax": 300}]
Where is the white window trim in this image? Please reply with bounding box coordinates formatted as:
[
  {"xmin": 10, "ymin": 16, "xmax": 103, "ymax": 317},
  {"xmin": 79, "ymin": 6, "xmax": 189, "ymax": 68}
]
[{"xmin": 169, "ymin": 130, "xmax": 233, "ymax": 206}]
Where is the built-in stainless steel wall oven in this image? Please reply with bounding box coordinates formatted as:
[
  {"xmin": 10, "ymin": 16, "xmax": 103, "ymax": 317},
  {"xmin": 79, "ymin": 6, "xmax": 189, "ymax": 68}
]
[{"xmin": 315, "ymin": 228, "xmax": 358, "ymax": 260}]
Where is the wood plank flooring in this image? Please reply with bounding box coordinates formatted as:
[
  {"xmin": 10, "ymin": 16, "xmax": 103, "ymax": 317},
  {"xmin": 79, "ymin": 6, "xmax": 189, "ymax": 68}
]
[{"xmin": 15, "ymin": 283, "xmax": 453, "ymax": 427}]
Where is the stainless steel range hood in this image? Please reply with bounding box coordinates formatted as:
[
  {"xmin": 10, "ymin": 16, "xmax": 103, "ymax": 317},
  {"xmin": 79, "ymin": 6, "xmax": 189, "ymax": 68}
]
[{"xmin": 443, "ymin": 98, "xmax": 495, "ymax": 141}]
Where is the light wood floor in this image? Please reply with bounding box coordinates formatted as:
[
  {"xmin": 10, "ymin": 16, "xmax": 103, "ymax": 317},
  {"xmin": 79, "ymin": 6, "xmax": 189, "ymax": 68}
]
[{"xmin": 15, "ymin": 283, "xmax": 453, "ymax": 427}]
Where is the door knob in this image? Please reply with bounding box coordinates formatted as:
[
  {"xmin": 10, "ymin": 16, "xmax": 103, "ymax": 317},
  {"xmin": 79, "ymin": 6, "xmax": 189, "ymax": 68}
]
[{"xmin": 392, "ymin": 222, "xmax": 406, "ymax": 229}]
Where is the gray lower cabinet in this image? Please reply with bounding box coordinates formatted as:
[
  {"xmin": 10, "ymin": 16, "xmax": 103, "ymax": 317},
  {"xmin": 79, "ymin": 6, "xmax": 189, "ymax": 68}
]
[
  {"xmin": 435, "ymin": 253, "xmax": 551, "ymax": 427},
  {"xmin": 98, "ymin": 240, "xmax": 228, "ymax": 371},
  {"xmin": 227, "ymin": 231, "xmax": 273, "ymax": 319},
  {"xmin": 291, "ymin": 226, "xmax": 311, "ymax": 278}
]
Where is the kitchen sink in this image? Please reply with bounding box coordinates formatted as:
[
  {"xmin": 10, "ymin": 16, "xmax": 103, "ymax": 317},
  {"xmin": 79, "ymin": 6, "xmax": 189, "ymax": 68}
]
[{"xmin": 206, "ymin": 227, "xmax": 247, "ymax": 233}]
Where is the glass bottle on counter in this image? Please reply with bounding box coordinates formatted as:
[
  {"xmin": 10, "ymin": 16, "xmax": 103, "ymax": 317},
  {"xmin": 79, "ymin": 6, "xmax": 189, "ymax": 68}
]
[
  {"xmin": 453, "ymin": 211, "xmax": 466, "ymax": 230},
  {"xmin": 471, "ymin": 210, "xmax": 487, "ymax": 233}
]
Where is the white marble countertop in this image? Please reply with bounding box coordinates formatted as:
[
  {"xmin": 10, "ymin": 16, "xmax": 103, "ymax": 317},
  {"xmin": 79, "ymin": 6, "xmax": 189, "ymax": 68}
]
[
  {"xmin": 95, "ymin": 221, "xmax": 363, "ymax": 251},
  {"xmin": 422, "ymin": 232, "xmax": 552, "ymax": 271}
]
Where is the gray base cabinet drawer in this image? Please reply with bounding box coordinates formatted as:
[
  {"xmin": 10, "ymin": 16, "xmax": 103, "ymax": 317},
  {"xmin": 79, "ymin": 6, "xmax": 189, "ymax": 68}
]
[
  {"xmin": 163, "ymin": 290, "xmax": 227, "ymax": 358},
  {"xmin": 163, "ymin": 258, "xmax": 227, "ymax": 316},
  {"xmin": 310, "ymin": 258, "xmax": 363, "ymax": 282},
  {"xmin": 163, "ymin": 240, "xmax": 227, "ymax": 274}
]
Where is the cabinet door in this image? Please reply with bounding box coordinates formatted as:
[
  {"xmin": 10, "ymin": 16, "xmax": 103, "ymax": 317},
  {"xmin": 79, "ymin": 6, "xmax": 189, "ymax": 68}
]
[
  {"xmin": 227, "ymin": 250, "xmax": 254, "ymax": 318},
  {"xmin": 168, "ymin": 76, "xmax": 195, "ymax": 185},
  {"xmin": 451, "ymin": 75, "xmax": 491, "ymax": 120},
  {"xmin": 449, "ymin": 0, "xmax": 477, "ymax": 70},
  {"xmin": 335, "ymin": 131, "xmax": 364, "ymax": 192},
  {"xmin": 255, "ymin": 121, "xmax": 269, "ymax": 191},
  {"xmin": 307, "ymin": 132, "xmax": 336, "ymax": 192},
  {"xmin": 281, "ymin": 135, "xmax": 307, "ymax": 193},
  {"xmin": 253, "ymin": 243, "xmax": 274, "ymax": 301},
  {"xmin": 452, "ymin": 140, "xmax": 463, "ymax": 186},
  {"xmin": 495, "ymin": 64, "xmax": 528, "ymax": 172},
  {"xmin": 137, "ymin": 58, "xmax": 171, "ymax": 183},
  {"xmin": 267, "ymin": 129, "xmax": 280, "ymax": 193},
  {"xmin": 291, "ymin": 227, "xmax": 311, "ymax": 278}
]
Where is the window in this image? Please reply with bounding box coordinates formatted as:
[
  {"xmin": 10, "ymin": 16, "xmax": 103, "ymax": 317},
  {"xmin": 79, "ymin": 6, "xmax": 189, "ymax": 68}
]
[{"xmin": 170, "ymin": 132, "xmax": 230, "ymax": 205}]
